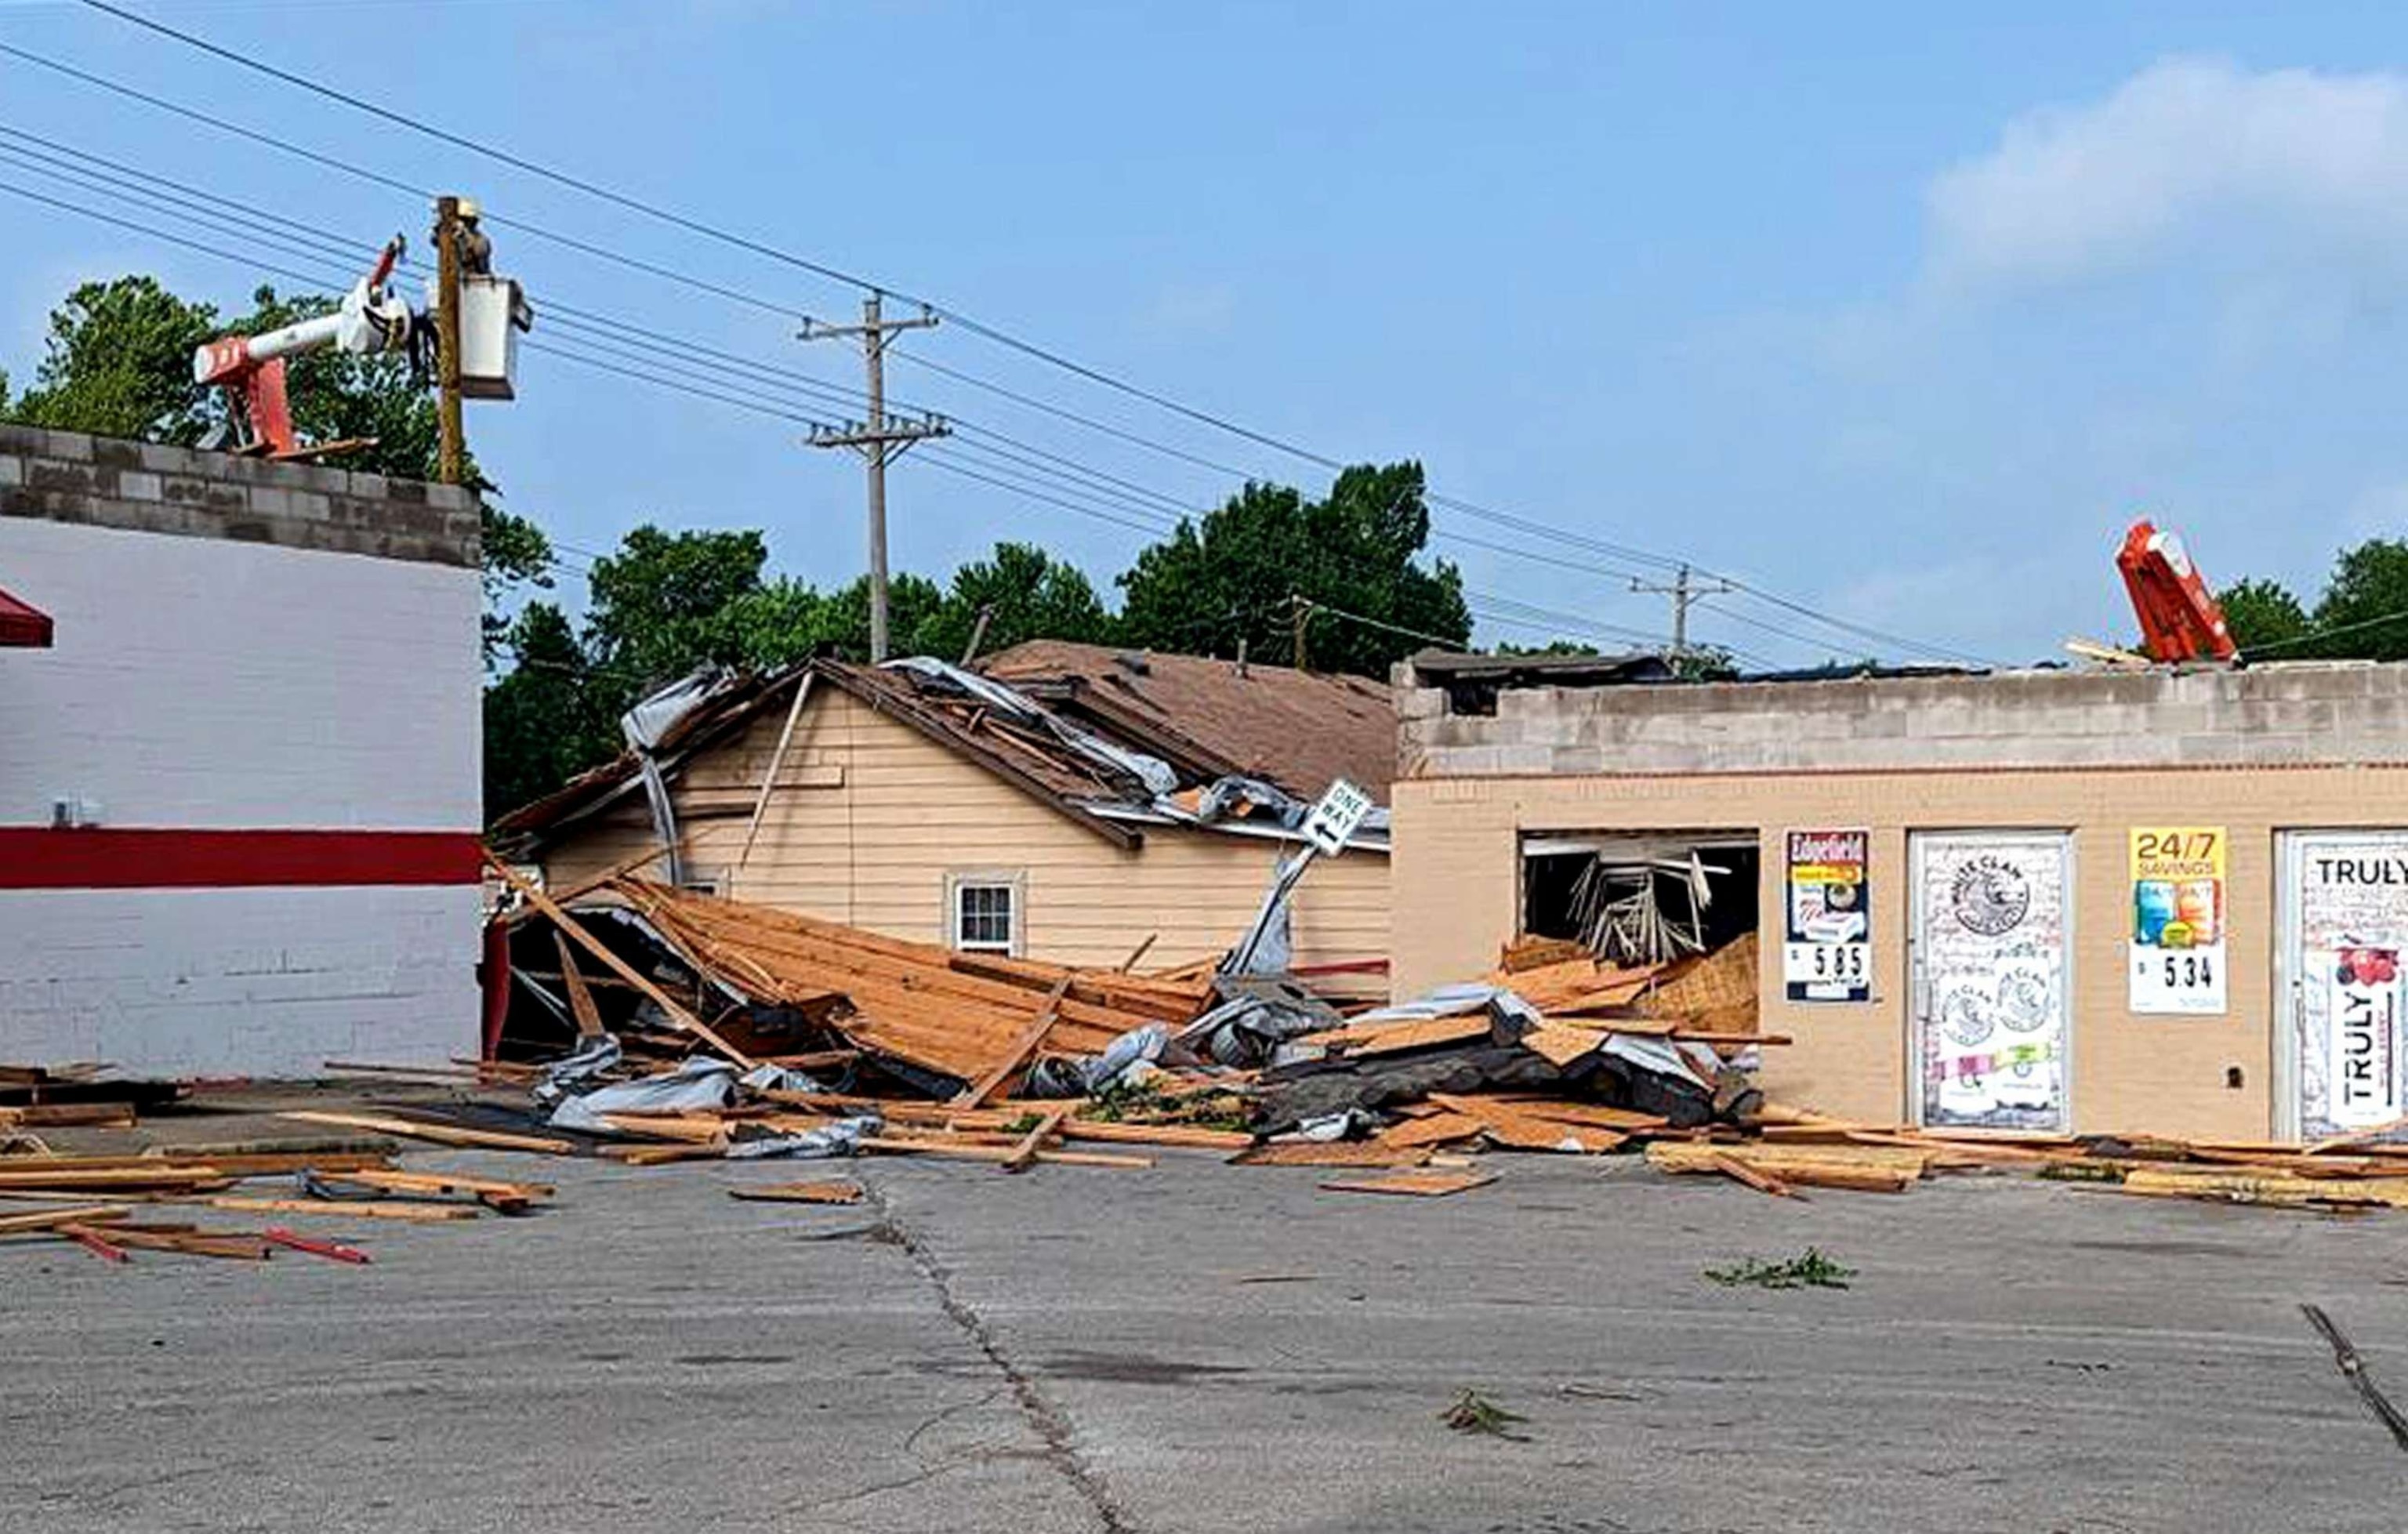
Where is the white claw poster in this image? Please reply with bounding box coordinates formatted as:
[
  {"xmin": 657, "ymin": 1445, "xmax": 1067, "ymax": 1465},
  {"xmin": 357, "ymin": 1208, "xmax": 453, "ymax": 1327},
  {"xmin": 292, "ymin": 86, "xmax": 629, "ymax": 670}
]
[
  {"xmin": 2128, "ymin": 827, "xmax": 2227, "ymax": 1014},
  {"xmin": 1913, "ymin": 832, "xmax": 2071, "ymax": 1131}
]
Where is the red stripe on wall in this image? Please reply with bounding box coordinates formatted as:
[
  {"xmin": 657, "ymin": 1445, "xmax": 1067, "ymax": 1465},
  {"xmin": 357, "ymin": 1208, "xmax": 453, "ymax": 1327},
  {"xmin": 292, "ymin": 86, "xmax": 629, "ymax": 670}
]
[{"xmin": 0, "ymin": 828, "xmax": 483, "ymax": 890}]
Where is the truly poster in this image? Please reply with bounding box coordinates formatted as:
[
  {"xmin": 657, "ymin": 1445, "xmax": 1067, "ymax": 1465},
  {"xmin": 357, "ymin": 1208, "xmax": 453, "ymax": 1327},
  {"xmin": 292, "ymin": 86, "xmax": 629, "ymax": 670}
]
[
  {"xmin": 1783, "ymin": 829, "xmax": 1870, "ymax": 1002},
  {"xmin": 2290, "ymin": 833, "xmax": 2408, "ymax": 1137},
  {"xmin": 2328, "ymin": 956, "xmax": 2402, "ymax": 1129},
  {"xmin": 1914, "ymin": 834, "xmax": 2069, "ymax": 1131},
  {"xmin": 2129, "ymin": 827, "xmax": 2227, "ymax": 1014}
]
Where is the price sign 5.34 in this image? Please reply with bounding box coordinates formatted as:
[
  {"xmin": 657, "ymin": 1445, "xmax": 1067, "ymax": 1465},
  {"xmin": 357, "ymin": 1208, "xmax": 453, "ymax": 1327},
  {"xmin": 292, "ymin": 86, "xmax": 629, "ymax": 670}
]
[{"xmin": 2130, "ymin": 825, "xmax": 2227, "ymax": 1015}]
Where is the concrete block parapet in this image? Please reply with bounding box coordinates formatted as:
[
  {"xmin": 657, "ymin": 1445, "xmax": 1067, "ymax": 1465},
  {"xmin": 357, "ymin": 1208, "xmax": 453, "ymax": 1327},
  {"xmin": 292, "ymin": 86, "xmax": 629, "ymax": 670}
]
[
  {"xmin": 0, "ymin": 424, "xmax": 479, "ymax": 569},
  {"xmin": 1398, "ymin": 655, "xmax": 2408, "ymax": 778}
]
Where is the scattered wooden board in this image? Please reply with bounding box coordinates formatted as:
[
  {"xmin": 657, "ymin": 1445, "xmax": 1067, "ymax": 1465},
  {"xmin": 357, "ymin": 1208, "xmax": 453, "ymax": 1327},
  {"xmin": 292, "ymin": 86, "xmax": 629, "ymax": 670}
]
[
  {"xmin": 1235, "ymin": 1143, "xmax": 1432, "ymax": 1169},
  {"xmin": 728, "ymin": 1180, "xmax": 865, "ymax": 1205},
  {"xmin": 1321, "ymin": 1170, "xmax": 1496, "ymax": 1198},
  {"xmin": 277, "ymin": 1111, "xmax": 575, "ymax": 1156},
  {"xmin": 1705, "ymin": 1152, "xmax": 1797, "ymax": 1198},
  {"xmin": 1377, "ymin": 1112, "xmax": 1487, "ymax": 1149},
  {"xmin": 199, "ymin": 1195, "xmax": 479, "ymax": 1223},
  {"xmin": 953, "ymin": 976, "xmax": 1072, "ymax": 1108},
  {"xmin": 1293, "ymin": 1014, "xmax": 1492, "ymax": 1055},
  {"xmin": 1001, "ymin": 1108, "xmax": 1068, "ymax": 1174},
  {"xmin": 0, "ymin": 1203, "xmax": 132, "ymax": 1235},
  {"xmin": 859, "ymin": 1134, "xmax": 1153, "ymax": 1170},
  {"xmin": 1518, "ymin": 1024, "xmax": 1607, "ymax": 1068}
]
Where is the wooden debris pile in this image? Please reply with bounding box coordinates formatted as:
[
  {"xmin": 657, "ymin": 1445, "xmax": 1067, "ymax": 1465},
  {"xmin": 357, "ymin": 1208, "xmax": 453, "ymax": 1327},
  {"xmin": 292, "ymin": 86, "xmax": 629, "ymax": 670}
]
[{"xmin": 1645, "ymin": 1104, "xmax": 2408, "ymax": 1207}]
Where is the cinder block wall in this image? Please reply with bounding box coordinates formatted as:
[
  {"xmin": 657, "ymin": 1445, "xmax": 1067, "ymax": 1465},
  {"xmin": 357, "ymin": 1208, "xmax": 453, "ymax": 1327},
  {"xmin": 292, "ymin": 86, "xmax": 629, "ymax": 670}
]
[
  {"xmin": 0, "ymin": 426, "xmax": 484, "ymax": 1076},
  {"xmin": 1398, "ymin": 662, "xmax": 2408, "ymax": 777}
]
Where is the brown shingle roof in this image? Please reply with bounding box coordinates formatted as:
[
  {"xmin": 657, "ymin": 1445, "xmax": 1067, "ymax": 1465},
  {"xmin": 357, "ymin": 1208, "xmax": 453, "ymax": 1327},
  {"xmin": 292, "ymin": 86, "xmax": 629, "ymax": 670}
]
[{"xmin": 978, "ymin": 640, "xmax": 1396, "ymax": 802}]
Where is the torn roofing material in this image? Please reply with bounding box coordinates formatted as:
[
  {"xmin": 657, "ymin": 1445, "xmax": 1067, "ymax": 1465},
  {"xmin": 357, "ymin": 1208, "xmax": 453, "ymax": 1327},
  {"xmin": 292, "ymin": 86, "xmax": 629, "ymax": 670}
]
[
  {"xmin": 489, "ymin": 650, "xmax": 1397, "ymax": 850},
  {"xmin": 978, "ymin": 639, "xmax": 1397, "ymax": 802}
]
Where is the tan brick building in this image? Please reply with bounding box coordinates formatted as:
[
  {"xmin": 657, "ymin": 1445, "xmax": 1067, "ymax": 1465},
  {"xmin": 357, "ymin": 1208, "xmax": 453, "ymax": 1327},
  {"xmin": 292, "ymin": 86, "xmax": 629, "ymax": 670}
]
[{"xmin": 1390, "ymin": 655, "xmax": 2408, "ymax": 1143}]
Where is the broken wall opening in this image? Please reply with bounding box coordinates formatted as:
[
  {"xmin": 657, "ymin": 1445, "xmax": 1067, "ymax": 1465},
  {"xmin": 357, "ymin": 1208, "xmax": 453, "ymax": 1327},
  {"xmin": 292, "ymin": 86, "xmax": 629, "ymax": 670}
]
[{"xmin": 1520, "ymin": 832, "xmax": 1761, "ymax": 966}]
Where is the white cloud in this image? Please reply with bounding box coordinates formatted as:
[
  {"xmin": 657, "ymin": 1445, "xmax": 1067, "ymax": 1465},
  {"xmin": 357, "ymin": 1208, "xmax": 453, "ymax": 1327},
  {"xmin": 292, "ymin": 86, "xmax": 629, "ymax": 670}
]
[{"xmin": 1926, "ymin": 56, "xmax": 2408, "ymax": 288}]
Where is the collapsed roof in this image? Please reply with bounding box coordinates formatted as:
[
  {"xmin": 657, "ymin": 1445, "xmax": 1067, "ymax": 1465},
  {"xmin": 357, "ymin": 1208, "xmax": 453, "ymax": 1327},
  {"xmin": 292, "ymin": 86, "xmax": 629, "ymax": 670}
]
[{"xmin": 490, "ymin": 651, "xmax": 1396, "ymax": 854}]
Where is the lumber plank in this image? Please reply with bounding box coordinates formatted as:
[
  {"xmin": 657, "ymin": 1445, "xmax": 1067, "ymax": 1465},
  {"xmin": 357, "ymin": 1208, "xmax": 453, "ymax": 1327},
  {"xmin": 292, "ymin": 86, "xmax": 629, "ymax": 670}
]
[
  {"xmin": 859, "ymin": 1133, "xmax": 1151, "ymax": 1170},
  {"xmin": 1234, "ymin": 1143, "xmax": 1432, "ymax": 1169},
  {"xmin": 1706, "ymin": 1151, "xmax": 1797, "ymax": 1198},
  {"xmin": 1320, "ymin": 1170, "xmax": 1496, "ymax": 1198},
  {"xmin": 68, "ymin": 1224, "xmax": 273, "ymax": 1260},
  {"xmin": 1518, "ymin": 1024, "xmax": 1606, "ymax": 1068},
  {"xmin": 276, "ymin": 1111, "xmax": 575, "ymax": 1156},
  {"xmin": 953, "ymin": 976, "xmax": 1073, "ymax": 1108},
  {"xmin": 1294, "ymin": 1014, "xmax": 1492, "ymax": 1053},
  {"xmin": 0, "ymin": 1203, "xmax": 132, "ymax": 1234},
  {"xmin": 555, "ymin": 932, "xmax": 607, "ymax": 1038},
  {"xmin": 0, "ymin": 1166, "xmax": 230, "ymax": 1190},
  {"xmin": 198, "ymin": 1195, "xmax": 479, "ymax": 1223},
  {"xmin": 728, "ymin": 1180, "xmax": 864, "ymax": 1205},
  {"xmin": 485, "ymin": 855, "xmax": 759, "ymax": 1068},
  {"xmin": 1377, "ymin": 1112, "xmax": 1486, "ymax": 1149},
  {"xmin": 1000, "ymin": 1108, "xmax": 1068, "ymax": 1174},
  {"xmin": 336, "ymin": 1169, "xmax": 553, "ymax": 1202}
]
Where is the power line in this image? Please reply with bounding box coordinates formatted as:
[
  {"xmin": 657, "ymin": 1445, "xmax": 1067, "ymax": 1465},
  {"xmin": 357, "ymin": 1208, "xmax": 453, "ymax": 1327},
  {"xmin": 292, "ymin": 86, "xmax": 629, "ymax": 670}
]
[
  {"xmin": 0, "ymin": 107, "xmax": 1930, "ymax": 669},
  {"xmin": 62, "ymin": 2, "xmax": 1984, "ymax": 665},
  {"xmin": 2241, "ymin": 606, "xmax": 2408, "ymax": 658}
]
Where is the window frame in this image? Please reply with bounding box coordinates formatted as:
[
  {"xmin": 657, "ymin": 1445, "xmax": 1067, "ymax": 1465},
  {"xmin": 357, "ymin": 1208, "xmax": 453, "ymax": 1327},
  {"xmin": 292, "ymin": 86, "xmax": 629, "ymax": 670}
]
[{"xmin": 947, "ymin": 871, "xmax": 1025, "ymax": 957}]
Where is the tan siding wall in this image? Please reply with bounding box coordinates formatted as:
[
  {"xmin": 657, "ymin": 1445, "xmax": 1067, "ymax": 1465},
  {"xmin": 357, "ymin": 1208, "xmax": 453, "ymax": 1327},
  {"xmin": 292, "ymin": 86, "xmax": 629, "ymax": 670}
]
[
  {"xmin": 540, "ymin": 686, "xmax": 1389, "ymax": 977},
  {"xmin": 1393, "ymin": 764, "xmax": 2408, "ymax": 1141}
]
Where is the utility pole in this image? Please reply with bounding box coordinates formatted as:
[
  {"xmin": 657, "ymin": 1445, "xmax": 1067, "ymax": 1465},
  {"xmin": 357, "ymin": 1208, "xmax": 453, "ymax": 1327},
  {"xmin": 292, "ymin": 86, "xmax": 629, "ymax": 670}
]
[
  {"xmin": 802, "ymin": 294, "xmax": 948, "ymax": 662},
  {"xmin": 1630, "ymin": 563, "xmax": 1732, "ymax": 658},
  {"xmin": 432, "ymin": 195, "xmax": 466, "ymax": 485},
  {"xmin": 1290, "ymin": 593, "xmax": 1311, "ymax": 672}
]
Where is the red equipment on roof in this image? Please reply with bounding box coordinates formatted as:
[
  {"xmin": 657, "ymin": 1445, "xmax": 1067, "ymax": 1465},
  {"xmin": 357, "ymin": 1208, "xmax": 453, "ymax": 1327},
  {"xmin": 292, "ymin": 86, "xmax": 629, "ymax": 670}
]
[
  {"xmin": 2117, "ymin": 519, "xmax": 2236, "ymax": 664},
  {"xmin": 0, "ymin": 585, "xmax": 53, "ymax": 647}
]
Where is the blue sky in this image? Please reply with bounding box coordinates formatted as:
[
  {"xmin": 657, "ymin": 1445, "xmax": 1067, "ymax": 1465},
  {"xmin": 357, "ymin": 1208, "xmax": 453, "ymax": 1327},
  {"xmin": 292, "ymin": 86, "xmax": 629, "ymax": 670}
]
[{"xmin": 5, "ymin": 1, "xmax": 2408, "ymax": 669}]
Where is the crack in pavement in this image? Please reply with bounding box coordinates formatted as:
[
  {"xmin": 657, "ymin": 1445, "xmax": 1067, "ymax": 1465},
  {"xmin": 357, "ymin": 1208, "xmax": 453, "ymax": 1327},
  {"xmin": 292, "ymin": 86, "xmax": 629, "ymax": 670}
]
[{"xmin": 863, "ymin": 1180, "xmax": 1137, "ymax": 1533}]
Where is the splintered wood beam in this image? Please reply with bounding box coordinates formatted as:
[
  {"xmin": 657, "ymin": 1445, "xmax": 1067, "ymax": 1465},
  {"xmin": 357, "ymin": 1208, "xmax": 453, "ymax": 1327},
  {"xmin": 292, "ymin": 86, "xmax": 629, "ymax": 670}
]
[
  {"xmin": 952, "ymin": 975, "xmax": 1073, "ymax": 1108},
  {"xmin": 1001, "ymin": 1108, "xmax": 1069, "ymax": 1174},
  {"xmin": 555, "ymin": 934, "xmax": 606, "ymax": 1038},
  {"xmin": 484, "ymin": 852, "xmax": 758, "ymax": 1068}
]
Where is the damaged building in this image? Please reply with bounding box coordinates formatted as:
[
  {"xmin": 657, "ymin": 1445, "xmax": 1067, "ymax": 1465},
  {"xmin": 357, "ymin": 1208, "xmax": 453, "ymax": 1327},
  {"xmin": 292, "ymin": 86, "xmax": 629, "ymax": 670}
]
[
  {"xmin": 492, "ymin": 643, "xmax": 1392, "ymax": 981},
  {"xmin": 0, "ymin": 424, "xmax": 484, "ymax": 1076},
  {"xmin": 1391, "ymin": 651, "xmax": 2408, "ymax": 1143}
]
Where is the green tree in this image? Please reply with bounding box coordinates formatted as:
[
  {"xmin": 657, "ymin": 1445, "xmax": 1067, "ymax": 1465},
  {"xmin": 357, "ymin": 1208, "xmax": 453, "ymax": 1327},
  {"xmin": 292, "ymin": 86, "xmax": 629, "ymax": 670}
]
[
  {"xmin": 2308, "ymin": 539, "xmax": 2408, "ymax": 662},
  {"xmin": 481, "ymin": 604, "xmax": 617, "ymax": 818},
  {"xmin": 6, "ymin": 276, "xmax": 218, "ymax": 442},
  {"xmin": 916, "ymin": 541, "xmax": 1112, "ymax": 662},
  {"xmin": 2218, "ymin": 576, "xmax": 2312, "ymax": 656},
  {"xmin": 583, "ymin": 526, "xmax": 771, "ymax": 691},
  {"xmin": 1117, "ymin": 461, "xmax": 1471, "ymax": 676}
]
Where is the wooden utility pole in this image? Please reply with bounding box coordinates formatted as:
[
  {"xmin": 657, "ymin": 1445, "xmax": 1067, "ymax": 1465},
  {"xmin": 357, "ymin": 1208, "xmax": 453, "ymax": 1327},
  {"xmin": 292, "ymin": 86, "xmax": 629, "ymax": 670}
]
[
  {"xmin": 803, "ymin": 294, "xmax": 948, "ymax": 662},
  {"xmin": 432, "ymin": 195, "xmax": 466, "ymax": 485},
  {"xmin": 1290, "ymin": 593, "xmax": 1311, "ymax": 672},
  {"xmin": 1629, "ymin": 563, "xmax": 1733, "ymax": 658}
]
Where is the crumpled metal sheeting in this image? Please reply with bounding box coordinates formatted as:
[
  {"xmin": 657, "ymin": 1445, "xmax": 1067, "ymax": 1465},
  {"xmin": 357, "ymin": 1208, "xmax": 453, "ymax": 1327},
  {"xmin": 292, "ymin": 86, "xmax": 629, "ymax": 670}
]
[
  {"xmin": 532, "ymin": 1032, "xmax": 623, "ymax": 1106},
  {"xmin": 883, "ymin": 655, "xmax": 1179, "ymax": 796},
  {"xmin": 1177, "ymin": 976, "xmax": 1346, "ymax": 1068},
  {"xmin": 725, "ymin": 1114, "xmax": 883, "ymax": 1159},
  {"xmin": 548, "ymin": 1056, "xmax": 738, "ymax": 1133}
]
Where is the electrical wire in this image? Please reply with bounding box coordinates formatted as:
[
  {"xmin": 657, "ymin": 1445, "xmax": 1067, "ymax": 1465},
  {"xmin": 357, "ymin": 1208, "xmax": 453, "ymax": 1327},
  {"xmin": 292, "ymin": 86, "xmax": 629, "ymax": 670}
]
[
  {"xmin": 53, "ymin": 5, "xmax": 1986, "ymax": 665},
  {"xmin": 0, "ymin": 113, "xmax": 1902, "ymax": 667}
]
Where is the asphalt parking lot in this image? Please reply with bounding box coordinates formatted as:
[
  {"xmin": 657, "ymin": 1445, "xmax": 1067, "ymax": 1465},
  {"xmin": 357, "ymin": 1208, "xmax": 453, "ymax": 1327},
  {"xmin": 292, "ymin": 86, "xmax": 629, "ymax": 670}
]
[{"xmin": 7, "ymin": 1145, "xmax": 2406, "ymax": 1534}]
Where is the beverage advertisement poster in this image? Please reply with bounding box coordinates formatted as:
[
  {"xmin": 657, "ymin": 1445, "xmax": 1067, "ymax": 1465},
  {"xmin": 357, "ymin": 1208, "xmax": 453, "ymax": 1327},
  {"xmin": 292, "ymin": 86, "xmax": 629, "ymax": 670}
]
[
  {"xmin": 1782, "ymin": 829, "xmax": 1870, "ymax": 1003},
  {"xmin": 1914, "ymin": 834, "xmax": 2069, "ymax": 1131},
  {"xmin": 2290, "ymin": 834, "xmax": 2408, "ymax": 1138},
  {"xmin": 2129, "ymin": 827, "xmax": 2226, "ymax": 1014}
]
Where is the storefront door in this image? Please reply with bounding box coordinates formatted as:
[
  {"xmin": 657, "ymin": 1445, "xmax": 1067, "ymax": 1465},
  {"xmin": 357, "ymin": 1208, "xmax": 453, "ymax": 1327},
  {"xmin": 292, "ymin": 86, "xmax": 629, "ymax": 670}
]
[
  {"xmin": 1909, "ymin": 832, "xmax": 2073, "ymax": 1131},
  {"xmin": 2278, "ymin": 832, "xmax": 2408, "ymax": 1141}
]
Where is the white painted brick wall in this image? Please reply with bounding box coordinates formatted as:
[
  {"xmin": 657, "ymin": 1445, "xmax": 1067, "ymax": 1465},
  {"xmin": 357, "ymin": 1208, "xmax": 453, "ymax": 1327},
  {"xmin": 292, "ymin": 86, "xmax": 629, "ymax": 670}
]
[
  {"xmin": 0, "ymin": 516, "xmax": 479, "ymax": 831},
  {"xmin": 0, "ymin": 886, "xmax": 481, "ymax": 1077}
]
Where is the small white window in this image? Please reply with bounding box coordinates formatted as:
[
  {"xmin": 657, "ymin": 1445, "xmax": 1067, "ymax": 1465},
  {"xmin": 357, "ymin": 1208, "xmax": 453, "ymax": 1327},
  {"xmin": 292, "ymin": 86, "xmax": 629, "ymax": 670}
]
[{"xmin": 949, "ymin": 875, "xmax": 1021, "ymax": 955}]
